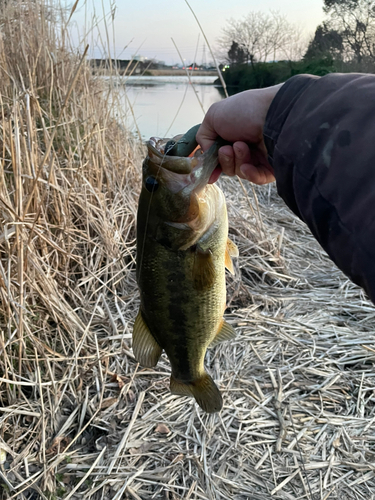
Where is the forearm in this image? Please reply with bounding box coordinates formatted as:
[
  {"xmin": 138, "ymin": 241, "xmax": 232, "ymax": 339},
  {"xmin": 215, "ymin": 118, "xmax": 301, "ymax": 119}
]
[{"xmin": 265, "ymin": 73, "xmax": 375, "ymax": 303}]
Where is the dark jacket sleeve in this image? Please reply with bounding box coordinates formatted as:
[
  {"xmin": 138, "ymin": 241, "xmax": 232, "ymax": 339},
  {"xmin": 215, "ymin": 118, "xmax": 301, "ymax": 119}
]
[{"xmin": 263, "ymin": 73, "xmax": 375, "ymax": 304}]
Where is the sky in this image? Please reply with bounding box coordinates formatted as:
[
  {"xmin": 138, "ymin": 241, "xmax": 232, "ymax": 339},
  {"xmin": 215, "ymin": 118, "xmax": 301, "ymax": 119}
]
[{"xmin": 71, "ymin": 0, "xmax": 326, "ymax": 65}]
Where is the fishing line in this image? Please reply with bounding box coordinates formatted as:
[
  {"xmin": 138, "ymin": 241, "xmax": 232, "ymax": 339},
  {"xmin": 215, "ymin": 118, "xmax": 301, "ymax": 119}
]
[
  {"xmin": 137, "ymin": 145, "xmax": 171, "ymax": 282},
  {"xmin": 137, "ymin": 29, "xmax": 207, "ymax": 280},
  {"xmin": 165, "ymin": 33, "xmax": 202, "ymax": 137},
  {"xmin": 171, "ymin": 37, "xmax": 205, "ymax": 115},
  {"xmin": 164, "ymin": 80, "xmax": 189, "ymax": 138}
]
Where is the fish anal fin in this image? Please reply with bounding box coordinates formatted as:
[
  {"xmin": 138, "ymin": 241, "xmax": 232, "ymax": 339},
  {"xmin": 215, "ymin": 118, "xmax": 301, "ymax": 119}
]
[
  {"xmin": 193, "ymin": 246, "xmax": 216, "ymax": 291},
  {"xmin": 132, "ymin": 310, "xmax": 162, "ymax": 368},
  {"xmin": 170, "ymin": 373, "xmax": 223, "ymax": 413},
  {"xmin": 209, "ymin": 319, "xmax": 236, "ymax": 348},
  {"xmin": 225, "ymin": 238, "xmax": 238, "ymax": 275},
  {"xmin": 170, "ymin": 376, "xmax": 193, "ymax": 397}
]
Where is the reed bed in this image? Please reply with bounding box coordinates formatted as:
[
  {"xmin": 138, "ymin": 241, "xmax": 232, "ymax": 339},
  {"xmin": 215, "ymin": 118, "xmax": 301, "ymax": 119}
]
[{"xmin": 1, "ymin": 1, "xmax": 375, "ymax": 499}]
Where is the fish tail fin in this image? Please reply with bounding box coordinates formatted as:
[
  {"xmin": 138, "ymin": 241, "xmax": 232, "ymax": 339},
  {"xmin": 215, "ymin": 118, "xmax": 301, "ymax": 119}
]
[{"xmin": 170, "ymin": 373, "xmax": 223, "ymax": 414}]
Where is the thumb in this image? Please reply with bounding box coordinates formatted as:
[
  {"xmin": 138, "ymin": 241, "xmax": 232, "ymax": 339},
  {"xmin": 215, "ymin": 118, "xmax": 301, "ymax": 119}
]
[{"xmin": 196, "ymin": 121, "xmax": 217, "ymax": 152}]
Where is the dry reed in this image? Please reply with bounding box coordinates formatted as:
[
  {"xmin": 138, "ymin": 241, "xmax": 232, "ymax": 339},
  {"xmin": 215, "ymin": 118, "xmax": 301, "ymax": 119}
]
[{"xmin": 1, "ymin": 2, "xmax": 375, "ymax": 500}]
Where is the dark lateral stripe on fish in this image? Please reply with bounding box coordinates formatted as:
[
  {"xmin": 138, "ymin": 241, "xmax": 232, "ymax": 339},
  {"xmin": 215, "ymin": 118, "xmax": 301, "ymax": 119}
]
[{"xmin": 165, "ymin": 261, "xmax": 192, "ymax": 379}]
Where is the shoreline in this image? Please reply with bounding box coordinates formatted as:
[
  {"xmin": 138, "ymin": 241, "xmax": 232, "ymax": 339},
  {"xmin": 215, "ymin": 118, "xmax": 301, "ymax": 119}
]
[
  {"xmin": 93, "ymin": 68, "xmax": 219, "ymax": 77},
  {"xmin": 146, "ymin": 69, "xmax": 218, "ymax": 76}
]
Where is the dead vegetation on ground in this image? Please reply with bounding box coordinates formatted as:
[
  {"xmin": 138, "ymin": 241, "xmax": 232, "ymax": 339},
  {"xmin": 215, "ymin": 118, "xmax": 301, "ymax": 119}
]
[{"xmin": 1, "ymin": 2, "xmax": 375, "ymax": 499}]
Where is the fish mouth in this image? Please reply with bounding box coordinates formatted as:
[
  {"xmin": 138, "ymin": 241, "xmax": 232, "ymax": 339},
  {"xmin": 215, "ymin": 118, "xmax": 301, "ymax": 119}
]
[
  {"xmin": 146, "ymin": 136, "xmax": 222, "ymax": 192},
  {"xmin": 147, "ymin": 138, "xmax": 199, "ymax": 174}
]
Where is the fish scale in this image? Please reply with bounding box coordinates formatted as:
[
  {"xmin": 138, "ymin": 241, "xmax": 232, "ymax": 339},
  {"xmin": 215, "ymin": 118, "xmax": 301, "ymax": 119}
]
[
  {"xmin": 140, "ymin": 188, "xmax": 227, "ymax": 378},
  {"xmin": 133, "ymin": 129, "xmax": 239, "ymax": 413}
]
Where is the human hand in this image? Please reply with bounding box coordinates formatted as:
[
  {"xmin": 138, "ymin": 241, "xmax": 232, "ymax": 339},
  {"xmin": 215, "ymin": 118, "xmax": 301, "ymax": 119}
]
[{"xmin": 196, "ymin": 84, "xmax": 283, "ymax": 184}]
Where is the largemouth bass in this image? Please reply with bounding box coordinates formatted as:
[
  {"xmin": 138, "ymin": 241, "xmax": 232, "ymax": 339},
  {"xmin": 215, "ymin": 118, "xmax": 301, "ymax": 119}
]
[{"xmin": 133, "ymin": 126, "xmax": 238, "ymax": 413}]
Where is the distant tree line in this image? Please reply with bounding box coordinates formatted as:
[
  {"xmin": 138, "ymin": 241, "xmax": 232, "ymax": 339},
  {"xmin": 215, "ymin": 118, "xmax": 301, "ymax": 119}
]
[{"xmin": 219, "ymin": 1, "xmax": 375, "ymax": 91}]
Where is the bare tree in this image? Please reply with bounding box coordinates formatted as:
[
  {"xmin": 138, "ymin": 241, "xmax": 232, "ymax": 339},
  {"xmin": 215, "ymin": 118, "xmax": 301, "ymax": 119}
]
[
  {"xmin": 218, "ymin": 11, "xmax": 307, "ymax": 63},
  {"xmin": 324, "ymin": 0, "xmax": 375, "ymax": 63}
]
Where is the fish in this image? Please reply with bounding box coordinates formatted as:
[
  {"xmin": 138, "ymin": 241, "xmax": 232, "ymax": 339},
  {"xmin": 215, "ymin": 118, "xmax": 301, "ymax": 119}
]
[{"xmin": 133, "ymin": 125, "xmax": 238, "ymax": 413}]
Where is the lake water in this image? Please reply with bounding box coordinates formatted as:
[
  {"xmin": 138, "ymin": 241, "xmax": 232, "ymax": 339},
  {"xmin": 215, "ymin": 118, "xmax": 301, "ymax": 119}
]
[{"xmin": 116, "ymin": 75, "xmax": 224, "ymax": 141}]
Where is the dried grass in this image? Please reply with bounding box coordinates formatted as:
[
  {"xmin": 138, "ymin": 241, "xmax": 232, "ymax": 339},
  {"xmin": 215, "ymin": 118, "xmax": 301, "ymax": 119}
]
[{"xmin": 1, "ymin": 2, "xmax": 375, "ymax": 500}]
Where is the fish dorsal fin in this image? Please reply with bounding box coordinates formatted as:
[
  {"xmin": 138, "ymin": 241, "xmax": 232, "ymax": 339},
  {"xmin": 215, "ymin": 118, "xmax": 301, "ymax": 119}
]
[
  {"xmin": 193, "ymin": 245, "xmax": 216, "ymax": 291},
  {"xmin": 132, "ymin": 310, "xmax": 162, "ymax": 367},
  {"xmin": 170, "ymin": 373, "xmax": 223, "ymax": 413},
  {"xmin": 225, "ymin": 237, "xmax": 238, "ymax": 275},
  {"xmin": 209, "ymin": 319, "xmax": 236, "ymax": 348}
]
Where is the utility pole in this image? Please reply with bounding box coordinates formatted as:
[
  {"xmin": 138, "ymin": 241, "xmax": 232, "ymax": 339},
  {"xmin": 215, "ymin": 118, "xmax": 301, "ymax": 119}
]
[{"xmin": 201, "ymin": 43, "xmax": 207, "ymax": 69}]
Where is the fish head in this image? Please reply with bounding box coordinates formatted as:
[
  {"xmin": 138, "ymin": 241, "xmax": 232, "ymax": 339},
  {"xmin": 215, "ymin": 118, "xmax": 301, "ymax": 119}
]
[{"xmin": 140, "ymin": 135, "xmax": 222, "ymax": 224}]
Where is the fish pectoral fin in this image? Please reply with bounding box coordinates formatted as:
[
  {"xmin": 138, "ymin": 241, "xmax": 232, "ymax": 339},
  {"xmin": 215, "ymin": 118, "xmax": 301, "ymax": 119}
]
[
  {"xmin": 193, "ymin": 245, "xmax": 216, "ymax": 291},
  {"xmin": 132, "ymin": 310, "xmax": 162, "ymax": 368},
  {"xmin": 225, "ymin": 247, "xmax": 235, "ymax": 275},
  {"xmin": 170, "ymin": 373, "xmax": 223, "ymax": 414},
  {"xmin": 209, "ymin": 320, "xmax": 236, "ymax": 348},
  {"xmin": 227, "ymin": 237, "xmax": 239, "ymax": 257},
  {"xmin": 225, "ymin": 238, "xmax": 239, "ymax": 275}
]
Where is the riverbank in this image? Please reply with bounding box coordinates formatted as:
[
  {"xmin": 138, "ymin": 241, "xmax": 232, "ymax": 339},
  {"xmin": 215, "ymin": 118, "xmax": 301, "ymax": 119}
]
[
  {"xmin": 93, "ymin": 68, "xmax": 219, "ymax": 77},
  {"xmin": 146, "ymin": 68, "xmax": 218, "ymax": 77}
]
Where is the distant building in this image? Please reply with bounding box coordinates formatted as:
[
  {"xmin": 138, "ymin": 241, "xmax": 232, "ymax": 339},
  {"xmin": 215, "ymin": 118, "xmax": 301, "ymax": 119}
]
[{"xmin": 131, "ymin": 55, "xmax": 147, "ymax": 62}]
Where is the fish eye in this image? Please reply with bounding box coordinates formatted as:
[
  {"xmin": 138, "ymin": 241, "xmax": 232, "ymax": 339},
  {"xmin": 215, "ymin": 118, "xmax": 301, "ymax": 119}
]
[{"xmin": 145, "ymin": 176, "xmax": 159, "ymax": 192}]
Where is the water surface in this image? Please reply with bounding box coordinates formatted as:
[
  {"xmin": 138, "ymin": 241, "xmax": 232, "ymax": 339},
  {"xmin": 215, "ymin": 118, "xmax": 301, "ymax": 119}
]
[{"xmin": 118, "ymin": 75, "xmax": 224, "ymax": 140}]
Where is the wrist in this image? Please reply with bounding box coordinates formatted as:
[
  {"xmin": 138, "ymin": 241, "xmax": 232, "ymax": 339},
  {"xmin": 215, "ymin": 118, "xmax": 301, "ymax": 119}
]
[{"xmin": 256, "ymin": 83, "xmax": 285, "ymax": 128}]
